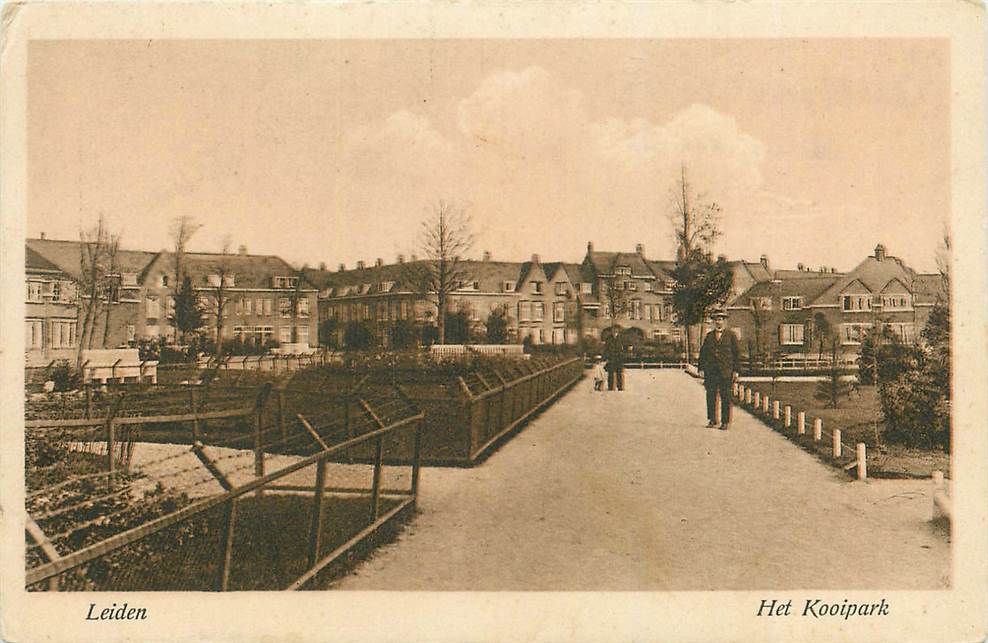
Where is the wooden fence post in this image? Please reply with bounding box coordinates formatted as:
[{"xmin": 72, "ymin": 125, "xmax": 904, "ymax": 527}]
[
  {"xmin": 217, "ymin": 498, "xmax": 238, "ymax": 591},
  {"xmin": 753, "ymin": 391, "xmax": 760, "ymax": 408},
  {"xmin": 772, "ymin": 400, "xmax": 780, "ymax": 420},
  {"xmin": 856, "ymin": 443, "xmax": 867, "ymax": 480},
  {"xmin": 784, "ymin": 405, "xmax": 791, "ymax": 428},
  {"xmin": 813, "ymin": 418, "xmax": 822, "ymax": 441},
  {"xmin": 253, "ymin": 383, "xmax": 273, "ymax": 496},
  {"xmin": 762, "ymin": 396, "xmax": 769, "ymax": 414},
  {"xmin": 746, "ymin": 388, "xmax": 752, "ymax": 405},
  {"xmin": 85, "ymin": 384, "xmax": 93, "ymax": 419},
  {"xmin": 797, "ymin": 411, "xmax": 806, "ymax": 435},
  {"xmin": 189, "ymin": 388, "xmax": 200, "ymax": 444},
  {"xmin": 411, "ymin": 419, "xmax": 423, "ymax": 502},
  {"xmin": 307, "ymin": 458, "xmax": 328, "ymax": 568},
  {"xmin": 832, "ymin": 428, "xmax": 842, "ymax": 458},
  {"xmin": 277, "ymin": 389, "xmax": 286, "ymax": 441}
]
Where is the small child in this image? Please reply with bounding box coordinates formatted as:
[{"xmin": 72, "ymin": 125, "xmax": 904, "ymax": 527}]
[{"xmin": 592, "ymin": 358, "xmax": 605, "ymax": 391}]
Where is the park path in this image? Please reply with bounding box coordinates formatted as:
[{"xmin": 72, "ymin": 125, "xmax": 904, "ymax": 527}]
[{"xmin": 335, "ymin": 370, "xmax": 949, "ymax": 590}]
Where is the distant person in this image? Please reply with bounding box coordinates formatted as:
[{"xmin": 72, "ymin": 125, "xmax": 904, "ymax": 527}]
[
  {"xmin": 698, "ymin": 308, "xmax": 739, "ymax": 429},
  {"xmin": 592, "ymin": 358, "xmax": 606, "ymax": 391},
  {"xmin": 604, "ymin": 335, "xmax": 625, "ymax": 391}
]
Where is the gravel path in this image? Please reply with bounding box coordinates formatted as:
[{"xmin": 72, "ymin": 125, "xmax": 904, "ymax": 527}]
[{"xmin": 334, "ymin": 370, "xmax": 949, "ymax": 590}]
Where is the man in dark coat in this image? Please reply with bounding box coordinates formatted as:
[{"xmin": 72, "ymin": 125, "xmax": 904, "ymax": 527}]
[
  {"xmin": 698, "ymin": 308, "xmax": 740, "ymax": 429},
  {"xmin": 604, "ymin": 333, "xmax": 625, "ymax": 391}
]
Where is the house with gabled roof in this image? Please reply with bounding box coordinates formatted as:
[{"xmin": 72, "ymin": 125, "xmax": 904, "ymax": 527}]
[
  {"xmin": 577, "ymin": 242, "xmax": 679, "ymax": 345},
  {"xmin": 25, "ymin": 244, "xmax": 82, "ymax": 366},
  {"xmin": 726, "ymin": 243, "xmax": 944, "ymax": 358}
]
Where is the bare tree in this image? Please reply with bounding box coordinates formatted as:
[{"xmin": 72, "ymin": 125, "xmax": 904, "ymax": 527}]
[
  {"xmin": 169, "ymin": 215, "xmax": 202, "ymax": 340},
  {"xmin": 600, "ymin": 275, "xmax": 631, "ymax": 329},
  {"xmin": 935, "ymin": 225, "xmax": 951, "ymax": 300},
  {"xmin": 667, "ymin": 164, "xmax": 724, "ymax": 361},
  {"xmin": 99, "ymin": 234, "xmax": 121, "ymax": 348},
  {"xmin": 75, "ymin": 215, "xmax": 118, "ymax": 365},
  {"xmin": 205, "ymin": 237, "xmax": 235, "ymax": 357},
  {"xmin": 406, "ymin": 200, "xmax": 474, "ymax": 344}
]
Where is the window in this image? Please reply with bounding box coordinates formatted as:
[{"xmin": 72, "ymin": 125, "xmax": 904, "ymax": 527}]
[
  {"xmin": 644, "ymin": 282, "xmax": 653, "ymax": 292},
  {"xmin": 780, "ymin": 323, "xmax": 804, "ymax": 345},
  {"xmin": 50, "ymin": 320, "xmax": 76, "ymax": 348},
  {"xmin": 532, "ymin": 302, "xmax": 544, "ymax": 321},
  {"xmin": 555, "ymin": 282, "xmax": 568, "ymax": 296},
  {"xmin": 498, "ymin": 281, "xmax": 512, "ymax": 292},
  {"xmin": 26, "ymin": 281, "xmax": 43, "ymax": 302},
  {"xmin": 207, "ymin": 274, "xmax": 221, "ymax": 287},
  {"xmin": 236, "ymin": 298, "xmax": 244, "ymax": 315},
  {"xmin": 782, "ymin": 296, "xmax": 803, "ymax": 311},
  {"xmin": 884, "ymin": 322, "xmax": 915, "ymax": 343},
  {"xmin": 146, "ymin": 297, "xmax": 160, "ymax": 319},
  {"xmin": 126, "ymin": 324, "xmax": 136, "ymax": 342},
  {"xmin": 614, "ymin": 281, "xmax": 624, "ymax": 291},
  {"xmin": 159, "ymin": 274, "xmax": 170, "ymax": 288},
  {"xmin": 842, "ymin": 295, "xmax": 872, "ymax": 312},
  {"xmin": 533, "ymin": 328, "xmax": 544, "ymax": 344},
  {"xmin": 222, "ymin": 275, "xmax": 235, "ymax": 288},
  {"xmin": 519, "ymin": 302, "xmax": 531, "ymax": 322},
  {"xmin": 631, "ymin": 299, "xmax": 642, "ymax": 320},
  {"xmin": 263, "ymin": 299, "xmax": 273, "ymax": 316},
  {"xmin": 531, "ymin": 281, "xmax": 543, "ymax": 294},
  {"xmin": 881, "ymin": 295, "xmax": 911, "ymax": 310},
  {"xmin": 26, "ymin": 320, "xmax": 42, "ymax": 348},
  {"xmin": 553, "ymin": 301, "xmax": 565, "ymax": 322},
  {"xmin": 298, "ymin": 298, "xmax": 310, "ymax": 317},
  {"xmin": 552, "ymin": 328, "xmax": 565, "ymax": 344},
  {"xmin": 244, "ymin": 298, "xmax": 253, "ymax": 315},
  {"xmin": 50, "ymin": 282, "xmax": 61, "ymax": 302},
  {"xmin": 279, "ymin": 297, "xmax": 291, "ymax": 318},
  {"xmin": 298, "ymin": 325, "xmax": 310, "ymax": 344},
  {"xmin": 750, "ymin": 297, "xmax": 772, "ymax": 311},
  {"xmin": 615, "ymin": 266, "xmax": 631, "ymax": 276},
  {"xmin": 580, "ymin": 283, "xmax": 592, "ymax": 295},
  {"xmin": 280, "ymin": 326, "xmax": 292, "ymax": 343},
  {"xmin": 401, "ymin": 301, "xmax": 410, "ymax": 320},
  {"xmin": 626, "ymin": 281, "xmax": 637, "ymax": 291},
  {"xmin": 603, "ymin": 304, "xmax": 611, "ymax": 319},
  {"xmin": 840, "ymin": 323, "xmax": 870, "ymax": 345},
  {"xmin": 121, "ymin": 273, "xmax": 138, "ymax": 287}
]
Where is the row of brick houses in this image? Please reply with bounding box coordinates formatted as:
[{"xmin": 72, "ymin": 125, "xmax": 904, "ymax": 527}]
[
  {"xmin": 24, "ymin": 237, "xmax": 318, "ymax": 367},
  {"xmin": 725, "ymin": 244, "xmax": 945, "ymax": 358},
  {"xmin": 25, "ymin": 234, "xmax": 946, "ymax": 366}
]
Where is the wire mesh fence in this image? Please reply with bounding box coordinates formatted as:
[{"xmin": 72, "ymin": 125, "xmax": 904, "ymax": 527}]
[{"xmin": 25, "ymin": 375, "xmax": 423, "ymax": 592}]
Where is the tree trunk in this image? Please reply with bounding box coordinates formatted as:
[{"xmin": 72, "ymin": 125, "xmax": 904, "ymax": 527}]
[{"xmin": 437, "ymin": 293, "xmax": 446, "ymax": 344}]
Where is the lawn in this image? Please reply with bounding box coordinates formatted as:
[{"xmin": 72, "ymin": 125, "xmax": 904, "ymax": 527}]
[{"xmin": 742, "ymin": 381, "xmax": 949, "ymax": 478}]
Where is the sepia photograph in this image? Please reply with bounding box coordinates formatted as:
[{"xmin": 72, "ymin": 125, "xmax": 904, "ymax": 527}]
[{"xmin": 1, "ymin": 2, "xmax": 985, "ymax": 642}]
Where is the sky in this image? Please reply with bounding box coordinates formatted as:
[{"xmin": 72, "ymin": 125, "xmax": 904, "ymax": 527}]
[{"xmin": 27, "ymin": 39, "xmax": 949, "ymax": 272}]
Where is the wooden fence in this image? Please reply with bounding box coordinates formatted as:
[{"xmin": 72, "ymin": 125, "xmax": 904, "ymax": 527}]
[
  {"xmin": 732, "ymin": 382, "xmax": 867, "ymax": 479},
  {"xmin": 25, "ymin": 380, "xmax": 423, "ymax": 591}
]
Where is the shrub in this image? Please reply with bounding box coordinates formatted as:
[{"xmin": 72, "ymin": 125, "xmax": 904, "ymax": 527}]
[
  {"xmin": 858, "ymin": 334, "xmax": 877, "ymax": 384},
  {"xmin": 344, "ymin": 321, "xmax": 377, "ymax": 351},
  {"xmin": 878, "ymin": 355, "xmax": 949, "ymax": 450},
  {"xmin": 48, "ymin": 360, "xmax": 80, "ymax": 392},
  {"xmin": 485, "ymin": 308, "xmax": 509, "ymax": 344}
]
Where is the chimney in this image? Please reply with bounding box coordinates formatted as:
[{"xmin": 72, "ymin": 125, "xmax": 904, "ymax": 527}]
[
  {"xmin": 397, "ymin": 254, "xmax": 405, "ymax": 264},
  {"xmin": 238, "ymin": 245, "xmax": 248, "ymax": 255},
  {"xmin": 760, "ymin": 254, "xmax": 769, "ymax": 270},
  {"xmin": 375, "ymin": 257, "xmax": 383, "ymax": 267},
  {"xmin": 319, "ymin": 261, "xmax": 327, "ymax": 271},
  {"xmin": 832, "ymin": 267, "xmax": 837, "ymax": 273},
  {"xmin": 635, "ymin": 243, "xmax": 644, "ymax": 256},
  {"xmin": 797, "ymin": 263, "xmax": 804, "ymax": 271},
  {"xmin": 531, "ymin": 253, "xmax": 540, "ymax": 264},
  {"xmin": 338, "ymin": 263, "xmax": 346, "ymax": 272},
  {"xmin": 356, "ymin": 260, "xmax": 365, "ymax": 270},
  {"xmin": 483, "ymin": 251, "xmax": 492, "ymax": 262},
  {"xmin": 587, "ymin": 241, "xmax": 594, "ymax": 254},
  {"xmin": 40, "ymin": 232, "xmax": 46, "ymax": 240},
  {"xmin": 874, "ymin": 244, "xmax": 886, "ymax": 262}
]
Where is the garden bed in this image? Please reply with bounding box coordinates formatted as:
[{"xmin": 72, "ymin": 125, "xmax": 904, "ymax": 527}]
[{"xmin": 743, "ymin": 381, "xmax": 949, "ymax": 478}]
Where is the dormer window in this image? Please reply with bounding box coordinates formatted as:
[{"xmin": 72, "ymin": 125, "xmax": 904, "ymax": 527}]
[
  {"xmin": 222, "ymin": 275, "xmax": 235, "ymax": 288},
  {"xmin": 207, "ymin": 274, "xmax": 221, "ymax": 287},
  {"xmin": 750, "ymin": 297, "xmax": 772, "ymax": 311},
  {"xmin": 531, "ymin": 281, "xmax": 543, "ymax": 294},
  {"xmin": 380, "ymin": 281, "xmax": 395, "ymax": 292},
  {"xmin": 615, "ymin": 266, "xmax": 631, "ymax": 276},
  {"xmin": 555, "ymin": 282, "xmax": 568, "ymax": 296},
  {"xmin": 782, "ymin": 296, "xmax": 803, "ymax": 310},
  {"xmin": 503, "ymin": 281, "xmax": 516, "ymax": 292},
  {"xmin": 581, "ymin": 283, "xmax": 592, "ymax": 295},
  {"xmin": 880, "ymin": 295, "xmax": 911, "ymax": 310},
  {"xmin": 159, "ymin": 274, "xmax": 170, "ymax": 288}
]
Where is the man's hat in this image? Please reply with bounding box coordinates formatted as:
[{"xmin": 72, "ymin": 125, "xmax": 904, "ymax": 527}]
[{"xmin": 710, "ymin": 307, "xmax": 728, "ymax": 319}]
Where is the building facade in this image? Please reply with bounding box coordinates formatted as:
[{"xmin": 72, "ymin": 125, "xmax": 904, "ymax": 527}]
[{"xmin": 726, "ymin": 244, "xmax": 944, "ymax": 358}]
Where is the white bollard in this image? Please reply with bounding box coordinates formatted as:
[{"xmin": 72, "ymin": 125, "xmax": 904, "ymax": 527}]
[
  {"xmin": 772, "ymin": 400, "xmax": 780, "ymax": 420},
  {"xmin": 932, "ymin": 470, "xmax": 948, "ymax": 521},
  {"xmin": 797, "ymin": 411, "xmax": 806, "ymax": 435},
  {"xmin": 833, "ymin": 428, "xmax": 842, "ymax": 458},
  {"xmin": 784, "ymin": 405, "xmax": 792, "ymax": 428},
  {"xmin": 762, "ymin": 396, "xmax": 770, "ymax": 413},
  {"xmin": 754, "ymin": 391, "xmax": 760, "ymax": 408},
  {"xmin": 746, "ymin": 389, "xmax": 752, "ymax": 405},
  {"xmin": 813, "ymin": 418, "xmax": 822, "ymax": 441},
  {"xmin": 856, "ymin": 442, "xmax": 867, "ymax": 480}
]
